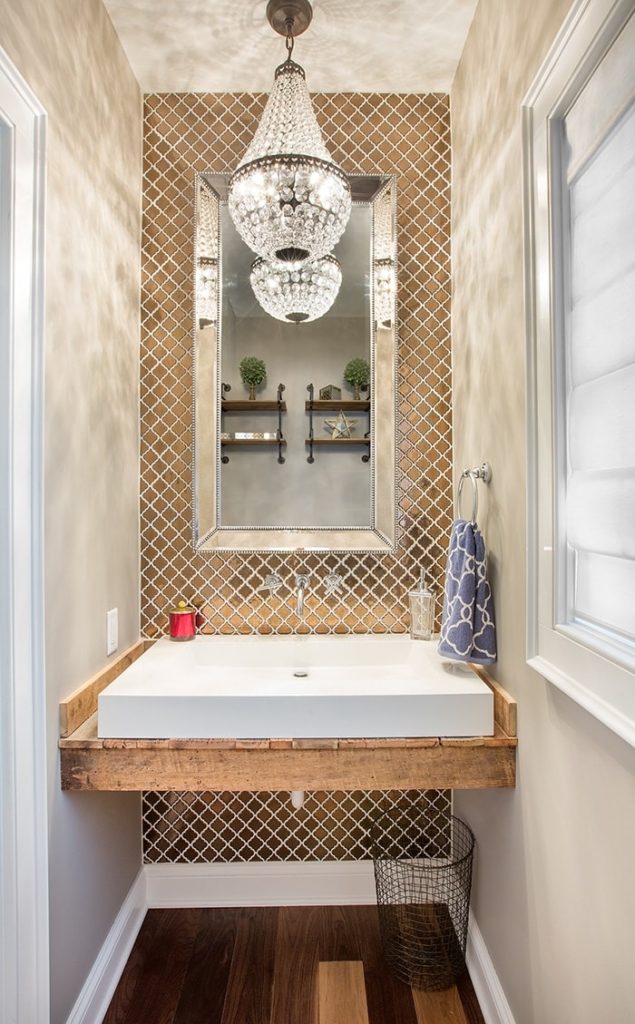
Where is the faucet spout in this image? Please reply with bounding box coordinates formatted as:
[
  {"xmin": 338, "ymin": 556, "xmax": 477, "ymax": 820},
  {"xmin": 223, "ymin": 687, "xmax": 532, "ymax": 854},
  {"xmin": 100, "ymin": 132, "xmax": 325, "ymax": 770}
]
[{"xmin": 295, "ymin": 574, "xmax": 309, "ymax": 617}]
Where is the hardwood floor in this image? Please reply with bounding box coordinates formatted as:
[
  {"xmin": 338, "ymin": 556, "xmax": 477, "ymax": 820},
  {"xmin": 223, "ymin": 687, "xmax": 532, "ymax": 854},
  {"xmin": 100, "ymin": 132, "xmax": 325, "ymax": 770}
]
[{"xmin": 102, "ymin": 907, "xmax": 485, "ymax": 1024}]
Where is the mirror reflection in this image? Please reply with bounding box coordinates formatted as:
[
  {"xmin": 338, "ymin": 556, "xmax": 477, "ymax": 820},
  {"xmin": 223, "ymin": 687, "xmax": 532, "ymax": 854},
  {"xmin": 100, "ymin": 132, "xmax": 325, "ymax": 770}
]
[{"xmin": 193, "ymin": 173, "xmax": 397, "ymax": 552}]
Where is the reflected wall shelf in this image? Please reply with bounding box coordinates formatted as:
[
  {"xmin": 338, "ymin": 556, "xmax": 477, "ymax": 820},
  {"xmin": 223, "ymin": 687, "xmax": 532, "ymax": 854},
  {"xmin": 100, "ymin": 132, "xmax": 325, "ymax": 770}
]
[
  {"xmin": 305, "ymin": 383, "xmax": 371, "ymax": 463},
  {"xmin": 220, "ymin": 381, "xmax": 286, "ymax": 464},
  {"xmin": 221, "ymin": 400, "xmax": 287, "ymax": 412},
  {"xmin": 304, "ymin": 400, "xmax": 371, "ymax": 412},
  {"xmin": 58, "ymin": 640, "xmax": 517, "ymax": 792}
]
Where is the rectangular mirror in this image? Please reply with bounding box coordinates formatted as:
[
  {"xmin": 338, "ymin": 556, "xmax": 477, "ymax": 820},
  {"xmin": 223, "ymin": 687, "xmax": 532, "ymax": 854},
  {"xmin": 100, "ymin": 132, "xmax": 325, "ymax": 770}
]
[{"xmin": 193, "ymin": 172, "xmax": 397, "ymax": 552}]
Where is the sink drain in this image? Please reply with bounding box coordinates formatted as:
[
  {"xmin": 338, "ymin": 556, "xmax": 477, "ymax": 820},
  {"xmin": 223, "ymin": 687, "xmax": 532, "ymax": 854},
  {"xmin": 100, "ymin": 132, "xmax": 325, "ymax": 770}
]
[{"xmin": 293, "ymin": 670, "xmax": 308, "ymax": 678}]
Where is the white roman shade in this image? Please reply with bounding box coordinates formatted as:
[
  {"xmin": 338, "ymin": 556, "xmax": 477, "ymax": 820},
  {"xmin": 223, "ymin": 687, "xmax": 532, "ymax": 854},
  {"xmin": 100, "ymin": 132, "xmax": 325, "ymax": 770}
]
[{"xmin": 563, "ymin": 10, "xmax": 635, "ymax": 643}]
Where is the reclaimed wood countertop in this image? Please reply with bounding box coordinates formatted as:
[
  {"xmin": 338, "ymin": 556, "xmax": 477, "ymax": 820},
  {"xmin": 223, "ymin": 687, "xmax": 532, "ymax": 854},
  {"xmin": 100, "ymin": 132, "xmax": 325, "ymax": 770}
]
[{"xmin": 59, "ymin": 640, "xmax": 517, "ymax": 792}]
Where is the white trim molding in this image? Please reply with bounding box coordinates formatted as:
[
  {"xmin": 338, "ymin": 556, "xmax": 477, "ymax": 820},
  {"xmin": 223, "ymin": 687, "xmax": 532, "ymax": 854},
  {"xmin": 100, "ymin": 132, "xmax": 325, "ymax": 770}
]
[
  {"xmin": 64, "ymin": 871, "xmax": 147, "ymax": 1024},
  {"xmin": 145, "ymin": 860, "xmax": 378, "ymax": 908},
  {"xmin": 0, "ymin": 45, "xmax": 49, "ymax": 1024},
  {"xmin": 466, "ymin": 913, "xmax": 517, "ymax": 1024},
  {"xmin": 523, "ymin": 0, "xmax": 635, "ymax": 747}
]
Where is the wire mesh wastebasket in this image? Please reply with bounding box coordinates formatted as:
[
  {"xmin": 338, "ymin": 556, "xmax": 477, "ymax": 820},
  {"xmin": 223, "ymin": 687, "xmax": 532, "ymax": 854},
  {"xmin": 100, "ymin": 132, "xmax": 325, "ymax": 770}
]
[{"xmin": 370, "ymin": 813, "xmax": 475, "ymax": 991}]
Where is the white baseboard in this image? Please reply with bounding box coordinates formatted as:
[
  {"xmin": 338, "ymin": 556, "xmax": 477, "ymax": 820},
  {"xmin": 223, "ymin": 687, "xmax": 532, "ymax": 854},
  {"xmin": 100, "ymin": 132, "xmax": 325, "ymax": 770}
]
[
  {"xmin": 65, "ymin": 869, "xmax": 146, "ymax": 1024},
  {"xmin": 145, "ymin": 861, "xmax": 377, "ymax": 908},
  {"xmin": 466, "ymin": 912, "xmax": 517, "ymax": 1024}
]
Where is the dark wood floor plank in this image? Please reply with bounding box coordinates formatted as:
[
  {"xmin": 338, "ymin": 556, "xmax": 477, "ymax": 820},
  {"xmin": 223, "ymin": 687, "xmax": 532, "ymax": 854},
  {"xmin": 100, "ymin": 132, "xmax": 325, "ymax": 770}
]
[
  {"xmin": 344, "ymin": 907, "xmax": 418, "ymax": 1024},
  {"xmin": 172, "ymin": 909, "xmax": 239, "ymax": 1024},
  {"xmin": 221, "ymin": 906, "xmax": 278, "ymax": 1024},
  {"xmin": 455, "ymin": 969, "xmax": 486, "ymax": 1024},
  {"xmin": 103, "ymin": 909, "xmax": 201, "ymax": 1024},
  {"xmin": 318, "ymin": 904, "xmax": 365, "ymax": 961},
  {"xmin": 270, "ymin": 905, "xmax": 323, "ymax": 1024},
  {"xmin": 102, "ymin": 910, "xmax": 166, "ymax": 1024}
]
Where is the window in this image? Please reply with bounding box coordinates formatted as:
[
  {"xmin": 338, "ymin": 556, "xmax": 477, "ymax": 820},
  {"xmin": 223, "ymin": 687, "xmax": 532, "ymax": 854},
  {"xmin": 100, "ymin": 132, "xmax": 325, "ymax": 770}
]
[{"xmin": 524, "ymin": 0, "xmax": 635, "ymax": 745}]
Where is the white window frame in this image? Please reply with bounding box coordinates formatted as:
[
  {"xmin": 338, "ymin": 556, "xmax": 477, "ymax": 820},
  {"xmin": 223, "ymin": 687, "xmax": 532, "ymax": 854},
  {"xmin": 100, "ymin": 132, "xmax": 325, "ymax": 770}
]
[{"xmin": 523, "ymin": 0, "xmax": 635, "ymax": 747}]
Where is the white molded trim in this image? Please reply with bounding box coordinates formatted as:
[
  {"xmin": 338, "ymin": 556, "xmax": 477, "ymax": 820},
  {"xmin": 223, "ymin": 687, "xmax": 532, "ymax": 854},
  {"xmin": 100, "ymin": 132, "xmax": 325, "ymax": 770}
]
[
  {"xmin": 466, "ymin": 913, "xmax": 517, "ymax": 1024},
  {"xmin": 145, "ymin": 861, "xmax": 378, "ymax": 908},
  {"xmin": 64, "ymin": 870, "xmax": 147, "ymax": 1024},
  {"xmin": 528, "ymin": 654, "xmax": 635, "ymax": 747},
  {"xmin": 0, "ymin": 45, "xmax": 49, "ymax": 1024}
]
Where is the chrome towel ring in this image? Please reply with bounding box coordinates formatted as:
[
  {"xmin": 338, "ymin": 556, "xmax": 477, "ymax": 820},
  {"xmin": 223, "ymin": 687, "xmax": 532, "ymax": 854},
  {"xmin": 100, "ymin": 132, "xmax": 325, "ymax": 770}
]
[{"xmin": 456, "ymin": 462, "xmax": 492, "ymax": 523}]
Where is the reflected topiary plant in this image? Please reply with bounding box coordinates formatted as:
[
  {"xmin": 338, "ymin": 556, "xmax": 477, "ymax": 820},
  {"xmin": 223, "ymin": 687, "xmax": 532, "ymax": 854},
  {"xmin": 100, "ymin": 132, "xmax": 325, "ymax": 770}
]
[
  {"xmin": 344, "ymin": 357, "xmax": 370, "ymax": 400},
  {"xmin": 239, "ymin": 356, "xmax": 266, "ymax": 400}
]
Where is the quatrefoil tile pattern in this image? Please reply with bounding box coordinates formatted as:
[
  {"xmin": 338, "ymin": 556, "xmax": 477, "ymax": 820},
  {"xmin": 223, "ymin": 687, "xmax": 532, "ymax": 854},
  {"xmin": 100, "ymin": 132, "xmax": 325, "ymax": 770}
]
[
  {"xmin": 141, "ymin": 92, "xmax": 452, "ymax": 636},
  {"xmin": 143, "ymin": 789, "xmax": 452, "ymax": 863}
]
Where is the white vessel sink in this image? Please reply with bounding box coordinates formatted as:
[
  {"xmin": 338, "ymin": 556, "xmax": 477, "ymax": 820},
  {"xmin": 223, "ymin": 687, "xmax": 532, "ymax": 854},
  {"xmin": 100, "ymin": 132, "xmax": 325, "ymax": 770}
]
[{"xmin": 98, "ymin": 635, "xmax": 494, "ymax": 739}]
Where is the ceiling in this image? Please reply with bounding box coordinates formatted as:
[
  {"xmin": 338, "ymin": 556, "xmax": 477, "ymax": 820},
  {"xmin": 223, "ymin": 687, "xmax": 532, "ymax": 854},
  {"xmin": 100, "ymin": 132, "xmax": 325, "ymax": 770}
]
[{"xmin": 103, "ymin": 0, "xmax": 478, "ymax": 94}]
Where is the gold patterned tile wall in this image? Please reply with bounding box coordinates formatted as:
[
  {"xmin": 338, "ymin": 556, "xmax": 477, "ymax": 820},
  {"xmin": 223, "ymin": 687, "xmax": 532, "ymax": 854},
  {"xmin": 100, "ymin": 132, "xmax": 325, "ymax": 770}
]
[
  {"xmin": 143, "ymin": 789, "xmax": 451, "ymax": 863},
  {"xmin": 141, "ymin": 92, "xmax": 452, "ymax": 634}
]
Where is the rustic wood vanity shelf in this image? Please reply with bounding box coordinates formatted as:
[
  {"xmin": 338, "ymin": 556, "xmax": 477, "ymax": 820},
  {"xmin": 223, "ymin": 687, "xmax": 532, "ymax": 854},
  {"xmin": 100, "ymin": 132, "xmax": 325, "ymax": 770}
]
[{"xmin": 59, "ymin": 641, "xmax": 517, "ymax": 793}]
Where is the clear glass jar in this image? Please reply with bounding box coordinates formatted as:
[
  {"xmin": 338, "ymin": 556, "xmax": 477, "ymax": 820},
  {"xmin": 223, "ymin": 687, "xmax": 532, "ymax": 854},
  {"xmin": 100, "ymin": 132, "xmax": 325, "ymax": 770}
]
[{"xmin": 408, "ymin": 571, "xmax": 435, "ymax": 641}]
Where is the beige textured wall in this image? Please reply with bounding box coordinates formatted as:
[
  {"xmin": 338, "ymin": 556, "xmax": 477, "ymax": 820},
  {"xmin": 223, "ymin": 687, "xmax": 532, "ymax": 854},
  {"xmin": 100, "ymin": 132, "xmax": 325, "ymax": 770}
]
[
  {"xmin": 451, "ymin": 2, "xmax": 635, "ymax": 1022},
  {"xmin": 0, "ymin": 1, "xmax": 142, "ymax": 1021}
]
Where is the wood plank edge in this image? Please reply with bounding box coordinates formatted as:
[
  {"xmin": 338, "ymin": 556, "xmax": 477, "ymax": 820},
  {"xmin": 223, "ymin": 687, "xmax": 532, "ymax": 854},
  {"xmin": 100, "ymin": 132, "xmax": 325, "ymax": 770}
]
[
  {"xmin": 59, "ymin": 639, "xmax": 148, "ymax": 737},
  {"xmin": 471, "ymin": 665, "xmax": 517, "ymax": 737},
  {"xmin": 60, "ymin": 744, "xmax": 517, "ymax": 791}
]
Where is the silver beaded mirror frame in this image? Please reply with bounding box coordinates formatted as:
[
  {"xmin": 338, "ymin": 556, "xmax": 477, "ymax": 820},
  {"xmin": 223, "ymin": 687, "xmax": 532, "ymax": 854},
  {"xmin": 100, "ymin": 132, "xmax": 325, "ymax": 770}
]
[{"xmin": 192, "ymin": 172, "xmax": 397, "ymax": 552}]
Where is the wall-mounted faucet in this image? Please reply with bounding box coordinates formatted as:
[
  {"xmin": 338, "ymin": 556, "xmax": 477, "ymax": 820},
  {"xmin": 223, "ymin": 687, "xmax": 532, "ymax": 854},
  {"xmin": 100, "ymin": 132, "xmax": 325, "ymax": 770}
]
[
  {"xmin": 258, "ymin": 571, "xmax": 344, "ymax": 617},
  {"xmin": 258, "ymin": 573, "xmax": 284, "ymax": 595},
  {"xmin": 294, "ymin": 574, "xmax": 309, "ymax": 617},
  {"xmin": 324, "ymin": 573, "xmax": 345, "ymax": 597}
]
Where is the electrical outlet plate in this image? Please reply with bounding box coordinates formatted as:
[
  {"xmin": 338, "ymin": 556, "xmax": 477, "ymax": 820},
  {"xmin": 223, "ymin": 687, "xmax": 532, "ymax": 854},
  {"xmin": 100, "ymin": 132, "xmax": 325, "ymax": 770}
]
[{"xmin": 107, "ymin": 608, "xmax": 118, "ymax": 656}]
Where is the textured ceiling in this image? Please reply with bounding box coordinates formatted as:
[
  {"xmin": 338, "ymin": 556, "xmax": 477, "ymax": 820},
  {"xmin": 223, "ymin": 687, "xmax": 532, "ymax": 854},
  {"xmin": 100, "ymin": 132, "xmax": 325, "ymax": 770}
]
[{"xmin": 103, "ymin": 0, "xmax": 477, "ymax": 93}]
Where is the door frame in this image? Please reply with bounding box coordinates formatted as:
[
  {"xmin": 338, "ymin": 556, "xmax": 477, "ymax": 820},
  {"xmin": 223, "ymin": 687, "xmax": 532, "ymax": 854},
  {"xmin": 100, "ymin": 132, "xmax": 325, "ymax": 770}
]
[{"xmin": 0, "ymin": 45, "xmax": 49, "ymax": 1024}]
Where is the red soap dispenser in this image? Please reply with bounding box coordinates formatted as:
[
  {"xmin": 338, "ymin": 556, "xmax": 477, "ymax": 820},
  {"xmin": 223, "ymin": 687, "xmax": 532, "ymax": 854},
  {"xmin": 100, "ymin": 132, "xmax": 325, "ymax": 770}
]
[{"xmin": 169, "ymin": 599, "xmax": 196, "ymax": 641}]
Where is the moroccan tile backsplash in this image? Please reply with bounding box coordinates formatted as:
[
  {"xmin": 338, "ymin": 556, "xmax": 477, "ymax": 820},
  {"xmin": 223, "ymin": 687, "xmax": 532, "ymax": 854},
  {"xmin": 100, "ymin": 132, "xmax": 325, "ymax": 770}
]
[
  {"xmin": 143, "ymin": 789, "xmax": 452, "ymax": 863},
  {"xmin": 141, "ymin": 92, "xmax": 452, "ymax": 862},
  {"xmin": 141, "ymin": 91, "xmax": 452, "ymax": 636}
]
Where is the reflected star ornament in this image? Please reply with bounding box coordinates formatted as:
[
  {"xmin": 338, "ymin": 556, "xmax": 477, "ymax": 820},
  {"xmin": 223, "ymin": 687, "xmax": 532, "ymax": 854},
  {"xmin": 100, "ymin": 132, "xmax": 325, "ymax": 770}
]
[{"xmin": 324, "ymin": 411, "xmax": 357, "ymax": 439}]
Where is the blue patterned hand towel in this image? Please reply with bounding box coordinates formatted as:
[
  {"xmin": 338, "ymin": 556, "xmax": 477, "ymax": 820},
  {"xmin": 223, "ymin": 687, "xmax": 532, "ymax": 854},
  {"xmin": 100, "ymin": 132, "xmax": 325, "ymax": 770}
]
[{"xmin": 438, "ymin": 519, "xmax": 497, "ymax": 664}]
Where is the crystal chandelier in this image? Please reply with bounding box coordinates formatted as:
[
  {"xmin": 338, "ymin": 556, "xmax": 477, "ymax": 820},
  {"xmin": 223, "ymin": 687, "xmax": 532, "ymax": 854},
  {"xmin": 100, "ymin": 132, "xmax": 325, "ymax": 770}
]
[
  {"xmin": 250, "ymin": 253, "xmax": 342, "ymax": 323},
  {"xmin": 228, "ymin": 0, "xmax": 351, "ymax": 264},
  {"xmin": 196, "ymin": 179, "xmax": 218, "ymax": 326},
  {"xmin": 373, "ymin": 257, "xmax": 396, "ymax": 327},
  {"xmin": 196, "ymin": 257, "xmax": 218, "ymax": 326}
]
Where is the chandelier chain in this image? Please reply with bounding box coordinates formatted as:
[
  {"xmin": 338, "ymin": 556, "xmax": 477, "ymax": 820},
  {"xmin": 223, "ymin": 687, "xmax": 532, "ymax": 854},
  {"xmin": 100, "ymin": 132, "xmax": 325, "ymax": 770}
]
[{"xmin": 285, "ymin": 23, "xmax": 295, "ymax": 59}]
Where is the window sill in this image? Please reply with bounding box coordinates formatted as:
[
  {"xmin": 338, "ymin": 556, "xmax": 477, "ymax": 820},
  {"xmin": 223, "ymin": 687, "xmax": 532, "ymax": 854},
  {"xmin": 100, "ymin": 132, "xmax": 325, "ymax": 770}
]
[{"xmin": 527, "ymin": 653, "xmax": 635, "ymax": 747}]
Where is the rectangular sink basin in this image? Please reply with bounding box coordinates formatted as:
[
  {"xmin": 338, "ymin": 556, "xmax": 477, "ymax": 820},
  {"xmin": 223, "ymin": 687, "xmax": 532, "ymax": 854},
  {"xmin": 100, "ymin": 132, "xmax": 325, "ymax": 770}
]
[{"xmin": 98, "ymin": 635, "xmax": 493, "ymax": 739}]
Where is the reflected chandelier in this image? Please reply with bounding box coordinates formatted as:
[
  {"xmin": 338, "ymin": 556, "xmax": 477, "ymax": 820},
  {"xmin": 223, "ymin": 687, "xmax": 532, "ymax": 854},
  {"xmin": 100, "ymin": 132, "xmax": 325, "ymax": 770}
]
[
  {"xmin": 250, "ymin": 253, "xmax": 342, "ymax": 323},
  {"xmin": 228, "ymin": 0, "xmax": 351, "ymax": 264}
]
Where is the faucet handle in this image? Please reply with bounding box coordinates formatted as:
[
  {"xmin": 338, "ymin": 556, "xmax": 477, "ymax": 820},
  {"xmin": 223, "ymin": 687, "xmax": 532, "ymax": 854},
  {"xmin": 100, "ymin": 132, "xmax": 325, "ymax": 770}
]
[
  {"xmin": 258, "ymin": 573, "xmax": 284, "ymax": 595},
  {"xmin": 324, "ymin": 572, "xmax": 345, "ymax": 597}
]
